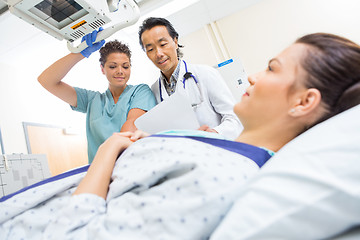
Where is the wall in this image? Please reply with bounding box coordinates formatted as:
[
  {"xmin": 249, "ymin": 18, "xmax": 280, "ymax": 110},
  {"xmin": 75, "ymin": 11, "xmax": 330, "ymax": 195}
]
[
  {"xmin": 180, "ymin": 27, "xmax": 218, "ymax": 66},
  {"xmin": 182, "ymin": 0, "xmax": 360, "ymax": 75}
]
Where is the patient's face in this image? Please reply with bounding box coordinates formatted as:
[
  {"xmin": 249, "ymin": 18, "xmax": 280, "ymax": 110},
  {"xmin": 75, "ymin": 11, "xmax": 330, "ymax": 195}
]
[{"xmin": 234, "ymin": 43, "xmax": 308, "ymax": 128}]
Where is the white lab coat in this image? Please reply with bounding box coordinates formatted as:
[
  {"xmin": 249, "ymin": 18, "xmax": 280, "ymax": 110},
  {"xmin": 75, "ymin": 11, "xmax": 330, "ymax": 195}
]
[{"xmin": 151, "ymin": 60, "xmax": 243, "ymax": 140}]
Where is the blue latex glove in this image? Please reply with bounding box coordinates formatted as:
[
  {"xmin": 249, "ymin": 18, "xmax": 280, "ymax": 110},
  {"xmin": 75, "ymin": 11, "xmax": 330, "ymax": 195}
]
[{"xmin": 80, "ymin": 27, "xmax": 105, "ymax": 58}]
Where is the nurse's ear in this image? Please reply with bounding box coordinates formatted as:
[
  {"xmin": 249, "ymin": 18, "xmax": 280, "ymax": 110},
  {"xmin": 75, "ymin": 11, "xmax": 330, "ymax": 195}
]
[{"xmin": 100, "ymin": 64, "xmax": 105, "ymax": 75}]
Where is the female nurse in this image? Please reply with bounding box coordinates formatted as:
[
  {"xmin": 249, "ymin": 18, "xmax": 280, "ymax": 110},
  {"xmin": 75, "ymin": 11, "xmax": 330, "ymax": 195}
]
[{"xmin": 38, "ymin": 29, "xmax": 156, "ymax": 163}]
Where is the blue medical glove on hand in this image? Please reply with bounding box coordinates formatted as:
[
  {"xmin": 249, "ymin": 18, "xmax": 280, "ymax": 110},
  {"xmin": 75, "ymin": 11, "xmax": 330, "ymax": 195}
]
[{"xmin": 80, "ymin": 27, "xmax": 105, "ymax": 58}]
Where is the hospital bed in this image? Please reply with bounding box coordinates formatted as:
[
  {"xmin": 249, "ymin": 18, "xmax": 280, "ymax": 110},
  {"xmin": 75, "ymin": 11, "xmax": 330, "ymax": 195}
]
[
  {"xmin": 0, "ymin": 104, "xmax": 359, "ymax": 239},
  {"xmin": 210, "ymin": 103, "xmax": 360, "ymax": 239}
]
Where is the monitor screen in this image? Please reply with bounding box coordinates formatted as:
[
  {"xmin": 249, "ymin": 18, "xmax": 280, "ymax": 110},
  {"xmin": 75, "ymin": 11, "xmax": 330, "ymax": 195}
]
[{"xmin": 29, "ymin": 0, "xmax": 88, "ymax": 29}]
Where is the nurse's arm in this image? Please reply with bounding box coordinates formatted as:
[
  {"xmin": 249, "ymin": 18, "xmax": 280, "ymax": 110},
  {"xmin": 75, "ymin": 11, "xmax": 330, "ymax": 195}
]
[
  {"xmin": 38, "ymin": 53, "xmax": 84, "ymax": 107},
  {"xmin": 120, "ymin": 108, "xmax": 147, "ymax": 132},
  {"xmin": 73, "ymin": 133, "xmax": 133, "ymax": 199}
]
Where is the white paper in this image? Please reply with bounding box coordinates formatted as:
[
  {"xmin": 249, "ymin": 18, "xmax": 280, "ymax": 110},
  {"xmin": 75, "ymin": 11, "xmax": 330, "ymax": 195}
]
[{"xmin": 135, "ymin": 91, "xmax": 200, "ymax": 134}]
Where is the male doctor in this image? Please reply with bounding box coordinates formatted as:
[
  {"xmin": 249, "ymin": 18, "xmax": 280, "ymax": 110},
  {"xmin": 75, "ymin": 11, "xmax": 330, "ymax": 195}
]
[{"xmin": 138, "ymin": 17, "xmax": 242, "ymax": 140}]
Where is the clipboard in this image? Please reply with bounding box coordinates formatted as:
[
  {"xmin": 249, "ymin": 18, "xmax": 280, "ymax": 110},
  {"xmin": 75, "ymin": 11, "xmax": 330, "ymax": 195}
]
[{"xmin": 135, "ymin": 91, "xmax": 200, "ymax": 134}]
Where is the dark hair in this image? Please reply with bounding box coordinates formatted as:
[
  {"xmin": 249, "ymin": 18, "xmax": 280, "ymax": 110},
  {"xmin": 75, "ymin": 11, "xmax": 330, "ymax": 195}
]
[
  {"xmin": 296, "ymin": 33, "xmax": 360, "ymax": 125},
  {"xmin": 99, "ymin": 40, "xmax": 132, "ymax": 66},
  {"xmin": 138, "ymin": 17, "xmax": 184, "ymax": 58}
]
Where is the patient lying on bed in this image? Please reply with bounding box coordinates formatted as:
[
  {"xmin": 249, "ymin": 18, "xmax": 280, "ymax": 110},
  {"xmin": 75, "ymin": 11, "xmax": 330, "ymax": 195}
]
[{"xmin": 1, "ymin": 33, "xmax": 360, "ymax": 240}]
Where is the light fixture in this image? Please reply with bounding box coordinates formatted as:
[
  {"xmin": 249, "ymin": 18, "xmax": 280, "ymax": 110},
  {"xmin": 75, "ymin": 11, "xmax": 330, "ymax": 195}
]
[{"xmin": 5, "ymin": 0, "xmax": 140, "ymax": 52}]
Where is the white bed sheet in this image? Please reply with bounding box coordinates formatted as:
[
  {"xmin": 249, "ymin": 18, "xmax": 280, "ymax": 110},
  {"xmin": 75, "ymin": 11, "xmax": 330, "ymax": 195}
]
[{"xmin": 0, "ymin": 135, "xmax": 271, "ymax": 240}]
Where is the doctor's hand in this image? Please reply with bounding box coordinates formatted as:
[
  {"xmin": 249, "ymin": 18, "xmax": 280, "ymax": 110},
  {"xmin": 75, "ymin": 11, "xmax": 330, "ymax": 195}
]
[
  {"xmin": 198, "ymin": 125, "xmax": 218, "ymax": 133},
  {"xmin": 80, "ymin": 27, "xmax": 105, "ymax": 58}
]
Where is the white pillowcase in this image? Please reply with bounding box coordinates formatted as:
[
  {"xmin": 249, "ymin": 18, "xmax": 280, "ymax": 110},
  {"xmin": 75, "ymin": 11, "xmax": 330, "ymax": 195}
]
[{"xmin": 210, "ymin": 104, "xmax": 360, "ymax": 240}]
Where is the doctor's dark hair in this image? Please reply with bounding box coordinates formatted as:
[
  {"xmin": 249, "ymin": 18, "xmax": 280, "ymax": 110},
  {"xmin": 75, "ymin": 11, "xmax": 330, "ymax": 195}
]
[
  {"xmin": 99, "ymin": 40, "xmax": 132, "ymax": 66},
  {"xmin": 296, "ymin": 32, "xmax": 360, "ymax": 125},
  {"xmin": 138, "ymin": 17, "xmax": 184, "ymax": 58}
]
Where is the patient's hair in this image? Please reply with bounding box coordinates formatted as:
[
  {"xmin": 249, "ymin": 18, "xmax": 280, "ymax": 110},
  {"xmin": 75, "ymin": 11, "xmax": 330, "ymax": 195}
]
[
  {"xmin": 138, "ymin": 17, "xmax": 184, "ymax": 58},
  {"xmin": 99, "ymin": 40, "xmax": 131, "ymax": 66},
  {"xmin": 296, "ymin": 33, "xmax": 360, "ymax": 125}
]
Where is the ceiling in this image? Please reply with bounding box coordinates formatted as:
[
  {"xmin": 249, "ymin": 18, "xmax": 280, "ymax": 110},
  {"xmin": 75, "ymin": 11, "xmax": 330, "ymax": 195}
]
[{"xmin": 0, "ymin": 0, "xmax": 262, "ymax": 62}]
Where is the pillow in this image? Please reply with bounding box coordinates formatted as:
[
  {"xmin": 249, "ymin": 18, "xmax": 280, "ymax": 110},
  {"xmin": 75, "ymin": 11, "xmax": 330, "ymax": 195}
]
[{"xmin": 210, "ymin": 104, "xmax": 360, "ymax": 240}]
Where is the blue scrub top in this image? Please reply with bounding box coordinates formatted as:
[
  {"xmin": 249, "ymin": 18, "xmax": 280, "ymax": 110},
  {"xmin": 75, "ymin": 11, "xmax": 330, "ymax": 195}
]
[{"xmin": 71, "ymin": 84, "xmax": 156, "ymax": 163}]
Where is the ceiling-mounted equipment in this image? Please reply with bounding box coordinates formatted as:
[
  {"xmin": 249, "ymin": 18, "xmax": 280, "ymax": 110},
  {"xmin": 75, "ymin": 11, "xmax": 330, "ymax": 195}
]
[{"xmin": 5, "ymin": 0, "xmax": 140, "ymax": 53}]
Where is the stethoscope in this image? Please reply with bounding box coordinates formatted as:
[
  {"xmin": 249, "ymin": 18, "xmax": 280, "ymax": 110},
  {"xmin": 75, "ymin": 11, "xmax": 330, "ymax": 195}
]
[{"xmin": 159, "ymin": 60, "xmax": 203, "ymax": 107}]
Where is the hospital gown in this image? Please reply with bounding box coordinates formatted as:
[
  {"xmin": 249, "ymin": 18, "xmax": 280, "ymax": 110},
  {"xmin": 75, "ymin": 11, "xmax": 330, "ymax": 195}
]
[{"xmin": 0, "ymin": 134, "xmax": 272, "ymax": 240}]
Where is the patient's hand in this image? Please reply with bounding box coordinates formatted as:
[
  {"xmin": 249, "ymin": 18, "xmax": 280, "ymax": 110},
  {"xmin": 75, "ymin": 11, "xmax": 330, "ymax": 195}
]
[
  {"xmin": 74, "ymin": 132, "xmax": 134, "ymax": 198},
  {"xmin": 99, "ymin": 132, "xmax": 134, "ymax": 158},
  {"xmin": 198, "ymin": 125, "xmax": 218, "ymax": 133},
  {"xmin": 118, "ymin": 130, "xmax": 150, "ymax": 142}
]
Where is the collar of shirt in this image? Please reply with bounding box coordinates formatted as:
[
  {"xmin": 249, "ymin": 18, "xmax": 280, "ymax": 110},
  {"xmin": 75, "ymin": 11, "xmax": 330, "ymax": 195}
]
[{"xmin": 160, "ymin": 59, "xmax": 181, "ymax": 96}]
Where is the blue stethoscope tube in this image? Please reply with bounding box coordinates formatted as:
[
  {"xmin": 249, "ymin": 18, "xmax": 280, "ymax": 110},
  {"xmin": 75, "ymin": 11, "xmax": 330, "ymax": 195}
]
[{"xmin": 159, "ymin": 60, "xmax": 199, "ymax": 102}]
